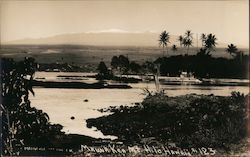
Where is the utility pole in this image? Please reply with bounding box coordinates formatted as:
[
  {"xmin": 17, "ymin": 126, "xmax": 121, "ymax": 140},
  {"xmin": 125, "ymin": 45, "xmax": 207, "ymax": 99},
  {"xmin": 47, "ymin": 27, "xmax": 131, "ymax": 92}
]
[
  {"xmin": 154, "ymin": 64, "xmax": 160, "ymax": 93},
  {"xmin": 196, "ymin": 33, "xmax": 199, "ymax": 51},
  {"xmin": 126, "ymin": 54, "xmax": 129, "ymax": 78}
]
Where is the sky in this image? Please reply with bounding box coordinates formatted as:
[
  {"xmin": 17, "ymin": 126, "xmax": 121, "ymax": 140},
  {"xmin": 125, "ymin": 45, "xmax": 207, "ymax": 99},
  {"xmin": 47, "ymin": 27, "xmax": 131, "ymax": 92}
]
[{"xmin": 0, "ymin": 0, "xmax": 249, "ymax": 48}]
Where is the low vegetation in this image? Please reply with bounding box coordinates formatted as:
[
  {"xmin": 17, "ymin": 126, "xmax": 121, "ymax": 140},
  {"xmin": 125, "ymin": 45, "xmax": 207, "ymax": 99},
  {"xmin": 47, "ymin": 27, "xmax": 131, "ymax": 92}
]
[{"xmin": 87, "ymin": 92, "xmax": 249, "ymax": 151}]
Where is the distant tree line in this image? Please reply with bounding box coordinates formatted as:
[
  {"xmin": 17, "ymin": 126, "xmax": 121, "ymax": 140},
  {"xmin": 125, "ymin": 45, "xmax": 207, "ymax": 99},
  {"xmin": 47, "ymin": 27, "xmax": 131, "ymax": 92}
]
[
  {"xmin": 96, "ymin": 30, "xmax": 248, "ymax": 79},
  {"xmin": 97, "ymin": 53, "xmax": 248, "ymax": 79},
  {"xmin": 157, "ymin": 30, "xmax": 248, "ymax": 78},
  {"xmin": 156, "ymin": 54, "xmax": 248, "ymax": 78},
  {"xmin": 97, "ymin": 55, "xmax": 142, "ymax": 79}
]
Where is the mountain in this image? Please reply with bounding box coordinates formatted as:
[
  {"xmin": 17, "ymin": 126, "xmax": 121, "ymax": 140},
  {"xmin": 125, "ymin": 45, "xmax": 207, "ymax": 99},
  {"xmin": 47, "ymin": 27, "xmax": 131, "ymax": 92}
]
[
  {"xmin": 4, "ymin": 31, "xmax": 230, "ymax": 48},
  {"xmin": 4, "ymin": 32, "xmax": 154, "ymax": 46},
  {"xmin": 4, "ymin": 32, "xmax": 190, "ymax": 47}
]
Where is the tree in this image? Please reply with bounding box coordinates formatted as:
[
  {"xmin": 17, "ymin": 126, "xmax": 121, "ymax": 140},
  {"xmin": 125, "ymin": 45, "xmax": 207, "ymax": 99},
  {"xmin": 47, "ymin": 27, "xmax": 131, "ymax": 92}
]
[
  {"xmin": 129, "ymin": 62, "xmax": 141, "ymax": 73},
  {"xmin": 185, "ymin": 30, "xmax": 193, "ymax": 39},
  {"xmin": 226, "ymin": 44, "xmax": 244, "ymax": 62},
  {"xmin": 111, "ymin": 56, "xmax": 120, "ymax": 69},
  {"xmin": 226, "ymin": 44, "xmax": 238, "ymax": 57},
  {"xmin": 159, "ymin": 31, "xmax": 170, "ymax": 57},
  {"xmin": 171, "ymin": 45, "xmax": 178, "ymax": 53},
  {"xmin": 183, "ymin": 38, "xmax": 192, "ymax": 55},
  {"xmin": 183, "ymin": 30, "xmax": 193, "ymax": 55},
  {"xmin": 111, "ymin": 55, "xmax": 130, "ymax": 75},
  {"xmin": 118, "ymin": 55, "xmax": 129, "ymax": 68},
  {"xmin": 178, "ymin": 35, "xmax": 183, "ymax": 47},
  {"xmin": 200, "ymin": 33, "xmax": 206, "ymax": 47},
  {"xmin": 1, "ymin": 57, "xmax": 65, "ymax": 155},
  {"xmin": 142, "ymin": 61, "xmax": 156, "ymax": 74},
  {"xmin": 97, "ymin": 61, "xmax": 109, "ymax": 76},
  {"xmin": 204, "ymin": 33, "xmax": 217, "ymax": 53},
  {"xmin": 118, "ymin": 55, "xmax": 130, "ymax": 74}
]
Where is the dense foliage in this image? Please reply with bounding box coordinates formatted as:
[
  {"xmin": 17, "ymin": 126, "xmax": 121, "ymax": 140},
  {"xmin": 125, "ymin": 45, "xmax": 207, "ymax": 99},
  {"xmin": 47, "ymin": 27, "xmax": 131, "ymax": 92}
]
[
  {"xmin": 155, "ymin": 53, "xmax": 249, "ymax": 78},
  {"xmin": 106, "ymin": 51, "xmax": 249, "ymax": 79},
  {"xmin": 1, "ymin": 58, "xmax": 64, "ymax": 155},
  {"xmin": 96, "ymin": 61, "xmax": 113, "ymax": 79},
  {"xmin": 87, "ymin": 92, "xmax": 249, "ymax": 149}
]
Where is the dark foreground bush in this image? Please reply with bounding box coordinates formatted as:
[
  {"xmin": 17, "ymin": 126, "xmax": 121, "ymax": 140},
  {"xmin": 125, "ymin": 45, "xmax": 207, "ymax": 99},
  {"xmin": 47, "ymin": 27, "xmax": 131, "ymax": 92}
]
[
  {"xmin": 1, "ymin": 58, "xmax": 95, "ymax": 156},
  {"xmin": 87, "ymin": 92, "xmax": 249, "ymax": 150}
]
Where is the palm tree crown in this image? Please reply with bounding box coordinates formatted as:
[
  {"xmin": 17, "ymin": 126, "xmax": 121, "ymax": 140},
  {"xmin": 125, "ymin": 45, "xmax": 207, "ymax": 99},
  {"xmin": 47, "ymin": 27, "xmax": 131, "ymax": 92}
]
[
  {"xmin": 171, "ymin": 45, "xmax": 178, "ymax": 52},
  {"xmin": 226, "ymin": 44, "xmax": 238, "ymax": 57},
  {"xmin": 183, "ymin": 30, "xmax": 193, "ymax": 55},
  {"xmin": 185, "ymin": 30, "xmax": 193, "ymax": 39},
  {"xmin": 204, "ymin": 33, "xmax": 217, "ymax": 52},
  {"xmin": 200, "ymin": 33, "xmax": 206, "ymax": 46},
  {"xmin": 178, "ymin": 35, "xmax": 183, "ymax": 47},
  {"xmin": 159, "ymin": 31, "xmax": 170, "ymax": 56}
]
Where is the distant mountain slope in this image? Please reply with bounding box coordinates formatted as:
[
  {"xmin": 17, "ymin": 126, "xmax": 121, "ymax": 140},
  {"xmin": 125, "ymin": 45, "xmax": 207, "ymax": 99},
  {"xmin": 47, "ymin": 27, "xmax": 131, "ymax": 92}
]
[
  {"xmin": 4, "ymin": 32, "xmax": 161, "ymax": 46},
  {"xmin": 4, "ymin": 31, "xmax": 245, "ymax": 49},
  {"xmin": 4, "ymin": 32, "xmax": 226, "ymax": 47}
]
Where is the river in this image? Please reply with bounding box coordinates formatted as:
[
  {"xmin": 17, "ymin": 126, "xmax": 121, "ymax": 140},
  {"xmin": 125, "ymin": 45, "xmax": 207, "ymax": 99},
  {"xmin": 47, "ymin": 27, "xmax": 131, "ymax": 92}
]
[{"xmin": 30, "ymin": 72, "xmax": 249, "ymax": 139}]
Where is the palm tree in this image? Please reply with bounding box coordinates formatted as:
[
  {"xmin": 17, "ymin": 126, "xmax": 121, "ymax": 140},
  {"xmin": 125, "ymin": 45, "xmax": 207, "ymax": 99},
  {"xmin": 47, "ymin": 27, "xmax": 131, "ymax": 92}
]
[
  {"xmin": 205, "ymin": 33, "xmax": 217, "ymax": 53},
  {"xmin": 178, "ymin": 35, "xmax": 183, "ymax": 47},
  {"xmin": 226, "ymin": 44, "xmax": 238, "ymax": 57},
  {"xmin": 183, "ymin": 30, "xmax": 193, "ymax": 55},
  {"xmin": 159, "ymin": 31, "xmax": 170, "ymax": 57},
  {"xmin": 200, "ymin": 33, "xmax": 206, "ymax": 47},
  {"xmin": 171, "ymin": 45, "xmax": 178, "ymax": 53},
  {"xmin": 185, "ymin": 30, "xmax": 193, "ymax": 40}
]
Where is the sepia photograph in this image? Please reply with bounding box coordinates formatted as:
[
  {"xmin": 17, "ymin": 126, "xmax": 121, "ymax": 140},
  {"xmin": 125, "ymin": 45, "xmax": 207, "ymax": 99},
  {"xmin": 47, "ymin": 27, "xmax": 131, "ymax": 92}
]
[{"xmin": 0, "ymin": 0, "xmax": 249, "ymax": 156}]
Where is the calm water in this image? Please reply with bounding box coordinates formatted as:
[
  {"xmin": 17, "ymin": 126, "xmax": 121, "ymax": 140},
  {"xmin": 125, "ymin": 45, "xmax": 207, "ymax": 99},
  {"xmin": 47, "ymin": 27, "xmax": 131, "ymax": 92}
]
[{"xmin": 30, "ymin": 72, "xmax": 249, "ymax": 139}]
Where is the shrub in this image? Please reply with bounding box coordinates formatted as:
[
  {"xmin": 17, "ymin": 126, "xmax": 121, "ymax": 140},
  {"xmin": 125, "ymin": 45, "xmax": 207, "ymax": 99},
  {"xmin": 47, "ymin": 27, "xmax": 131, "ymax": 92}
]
[
  {"xmin": 1, "ymin": 58, "xmax": 65, "ymax": 155},
  {"xmin": 87, "ymin": 93, "xmax": 248, "ymax": 149}
]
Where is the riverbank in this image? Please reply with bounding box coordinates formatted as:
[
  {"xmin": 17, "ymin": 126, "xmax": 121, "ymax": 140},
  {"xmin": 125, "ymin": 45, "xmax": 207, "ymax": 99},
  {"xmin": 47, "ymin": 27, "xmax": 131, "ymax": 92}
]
[
  {"xmin": 34, "ymin": 71, "xmax": 250, "ymax": 87},
  {"xmin": 32, "ymin": 80, "xmax": 132, "ymax": 89},
  {"xmin": 86, "ymin": 92, "xmax": 249, "ymax": 155}
]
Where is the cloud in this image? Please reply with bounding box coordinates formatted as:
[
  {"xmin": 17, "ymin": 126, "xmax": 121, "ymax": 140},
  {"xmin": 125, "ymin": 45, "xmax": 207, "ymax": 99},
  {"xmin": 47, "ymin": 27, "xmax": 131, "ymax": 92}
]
[{"xmin": 85, "ymin": 29, "xmax": 158, "ymax": 34}]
